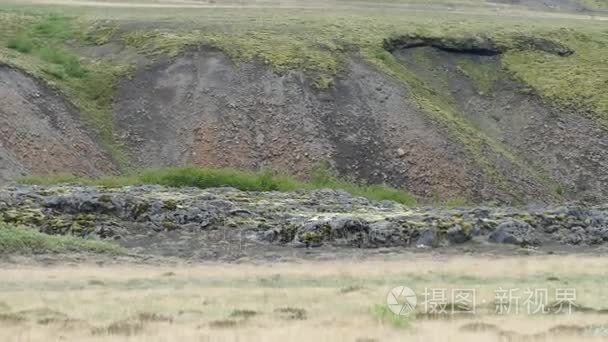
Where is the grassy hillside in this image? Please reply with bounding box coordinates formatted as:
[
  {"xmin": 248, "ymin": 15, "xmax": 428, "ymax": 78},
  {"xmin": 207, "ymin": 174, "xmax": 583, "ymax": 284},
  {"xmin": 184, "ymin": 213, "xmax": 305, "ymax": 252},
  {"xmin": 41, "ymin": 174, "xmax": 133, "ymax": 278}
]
[
  {"xmin": 1, "ymin": 5, "xmax": 606, "ymax": 120},
  {"xmin": 0, "ymin": 1, "xmax": 606, "ymax": 200}
]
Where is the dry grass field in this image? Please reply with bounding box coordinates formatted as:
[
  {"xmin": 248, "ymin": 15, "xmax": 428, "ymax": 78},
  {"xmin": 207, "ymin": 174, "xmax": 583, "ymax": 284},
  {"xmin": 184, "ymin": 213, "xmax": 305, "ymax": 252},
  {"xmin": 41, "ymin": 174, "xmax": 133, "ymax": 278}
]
[{"xmin": 1, "ymin": 256, "xmax": 608, "ymax": 341}]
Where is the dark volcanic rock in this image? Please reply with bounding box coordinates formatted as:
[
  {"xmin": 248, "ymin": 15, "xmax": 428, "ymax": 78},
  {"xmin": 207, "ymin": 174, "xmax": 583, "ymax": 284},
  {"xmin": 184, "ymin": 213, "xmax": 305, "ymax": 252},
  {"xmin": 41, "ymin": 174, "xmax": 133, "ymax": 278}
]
[
  {"xmin": 328, "ymin": 217, "xmax": 370, "ymax": 246},
  {"xmin": 446, "ymin": 225, "xmax": 471, "ymax": 244},
  {"xmin": 416, "ymin": 229, "xmax": 439, "ymax": 248},
  {"xmin": 2, "ymin": 185, "xmax": 608, "ymax": 256},
  {"xmin": 489, "ymin": 220, "xmax": 539, "ymax": 246},
  {"xmin": 369, "ymin": 220, "xmax": 404, "ymax": 246}
]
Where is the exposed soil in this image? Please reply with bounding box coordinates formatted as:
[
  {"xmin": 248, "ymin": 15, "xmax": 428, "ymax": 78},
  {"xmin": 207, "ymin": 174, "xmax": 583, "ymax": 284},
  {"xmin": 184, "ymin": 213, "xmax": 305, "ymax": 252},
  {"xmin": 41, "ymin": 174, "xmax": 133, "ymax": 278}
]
[
  {"xmin": 392, "ymin": 46, "xmax": 608, "ymax": 202},
  {"xmin": 113, "ymin": 43, "xmax": 608, "ymax": 203},
  {"xmin": 0, "ymin": 66, "xmax": 116, "ymax": 185},
  {"xmin": 3, "ymin": 41, "xmax": 607, "ymax": 203},
  {"xmin": 114, "ymin": 48, "xmax": 498, "ymax": 200}
]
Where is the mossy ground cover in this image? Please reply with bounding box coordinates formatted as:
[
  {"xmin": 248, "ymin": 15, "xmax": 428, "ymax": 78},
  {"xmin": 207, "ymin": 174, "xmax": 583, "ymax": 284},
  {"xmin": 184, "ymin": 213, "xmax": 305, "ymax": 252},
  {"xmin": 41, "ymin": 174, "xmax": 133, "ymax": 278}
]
[
  {"xmin": 19, "ymin": 166, "xmax": 418, "ymax": 205},
  {"xmin": 0, "ymin": 222, "xmax": 122, "ymax": 254},
  {"xmin": 1, "ymin": 5, "xmax": 606, "ymax": 119}
]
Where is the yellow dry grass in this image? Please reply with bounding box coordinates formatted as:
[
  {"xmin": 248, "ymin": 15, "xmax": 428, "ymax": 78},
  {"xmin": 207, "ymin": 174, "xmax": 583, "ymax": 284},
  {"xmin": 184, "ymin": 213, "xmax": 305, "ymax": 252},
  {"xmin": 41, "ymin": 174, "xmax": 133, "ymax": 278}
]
[{"xmin": 1, "ymin": 255, "xmax": 608, "ymax": 341}]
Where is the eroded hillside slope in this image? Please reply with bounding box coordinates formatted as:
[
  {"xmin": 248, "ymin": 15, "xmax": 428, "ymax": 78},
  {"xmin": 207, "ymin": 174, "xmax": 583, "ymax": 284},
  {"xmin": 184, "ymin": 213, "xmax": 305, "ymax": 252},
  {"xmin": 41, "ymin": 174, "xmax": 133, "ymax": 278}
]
[
  {"xmin": 0, "ymin": 4, "xmax": 607, "ymax": 204},
  {"xmin": 0, "ymin": 66, "xmax": 116, "ymax": 184},
  {"xmin": 115, "ymin": 48, "xmax": 509, "ymax": 201},
  {"xmin": 386, "ymin": 39, "xmax": 608, "ymax": 202}
]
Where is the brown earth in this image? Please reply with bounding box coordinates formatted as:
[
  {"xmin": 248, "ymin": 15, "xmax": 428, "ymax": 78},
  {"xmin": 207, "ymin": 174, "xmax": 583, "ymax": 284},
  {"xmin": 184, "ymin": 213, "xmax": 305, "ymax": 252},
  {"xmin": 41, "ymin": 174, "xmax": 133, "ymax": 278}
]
[
  {"xmin": 392, "ymin": 46, "xmax": 608, "ymax": 202},
  {"xmin": 113, "ymin": 45, "xmax": 608, "ymax": 203},
  {"xmin": 0, "ymin": 66, "xmax": 116, "ymax": 184},
  {"xmin": 114, "ymin": 48, "xmax": 494, "ymax": 201}
]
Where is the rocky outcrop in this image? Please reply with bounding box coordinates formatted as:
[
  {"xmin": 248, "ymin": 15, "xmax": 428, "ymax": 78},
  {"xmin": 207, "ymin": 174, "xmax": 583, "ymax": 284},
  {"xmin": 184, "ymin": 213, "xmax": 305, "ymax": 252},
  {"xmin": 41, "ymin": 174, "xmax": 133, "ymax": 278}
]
[
  {"xmin": 383, "ymin": 34, "xmax": 574, "ymax": 56},
  {"xmin": 1, "ymin": 185, "xmax": 608, "ymax": 256}
]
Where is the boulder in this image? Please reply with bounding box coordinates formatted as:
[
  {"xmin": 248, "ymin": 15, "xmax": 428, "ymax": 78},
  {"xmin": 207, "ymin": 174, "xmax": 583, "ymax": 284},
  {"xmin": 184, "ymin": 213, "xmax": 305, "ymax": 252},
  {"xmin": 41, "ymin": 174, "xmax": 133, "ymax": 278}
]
[
  {"xmin": 328, "ymin": 217, "xmax": 369, "ymax": 246},
  {"xmin": 489, "ymin": 220, "xmax": 539, "ymax": 246},
  {"xmin": 416, "ymin": 228, "xmax": 439, "ymax": 248},
  {"xmin": 446, "ymin": 225, "xmax": 471, "ymax": 244},
  {"xmin": 369, "ymin": 220, "xmax": 404, "ymax": 246}
]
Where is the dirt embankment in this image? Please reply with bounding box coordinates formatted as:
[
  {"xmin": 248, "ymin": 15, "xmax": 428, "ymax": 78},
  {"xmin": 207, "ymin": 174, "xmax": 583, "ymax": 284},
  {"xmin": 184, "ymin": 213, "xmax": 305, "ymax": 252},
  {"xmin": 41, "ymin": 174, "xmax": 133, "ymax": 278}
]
[
  {"xmin": 112, "ymin": 43, "xmax": 607, "ymax": 203},
  {"xmin": 0, "ymin": 66, "xmax": 116, "ymax": 184},
  {"xmin": 2, "ymin": 32, "xmax": 608, "ymax": 204},
  {"xmin": 113, "ymin": 48, "xmax": 511, "ymax": 201},
  {"xmin": 387, "ymin": 36, "xmax": 608, "ymax": 202}
]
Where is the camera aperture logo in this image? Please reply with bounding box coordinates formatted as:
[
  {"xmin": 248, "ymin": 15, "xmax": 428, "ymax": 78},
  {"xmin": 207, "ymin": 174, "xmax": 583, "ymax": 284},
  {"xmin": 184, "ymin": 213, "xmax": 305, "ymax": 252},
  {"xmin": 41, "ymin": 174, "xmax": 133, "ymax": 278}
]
[{"xmin": 386, "ymin": 286, "xmax": 417, "ymax": 316}]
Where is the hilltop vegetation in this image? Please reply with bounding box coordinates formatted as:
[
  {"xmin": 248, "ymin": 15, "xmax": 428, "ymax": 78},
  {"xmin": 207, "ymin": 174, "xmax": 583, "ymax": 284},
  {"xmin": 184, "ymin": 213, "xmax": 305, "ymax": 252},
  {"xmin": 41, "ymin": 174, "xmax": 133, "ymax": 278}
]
[{"xmin": 1, "ymin": 6, "xmax": 607, "ymax": 134}]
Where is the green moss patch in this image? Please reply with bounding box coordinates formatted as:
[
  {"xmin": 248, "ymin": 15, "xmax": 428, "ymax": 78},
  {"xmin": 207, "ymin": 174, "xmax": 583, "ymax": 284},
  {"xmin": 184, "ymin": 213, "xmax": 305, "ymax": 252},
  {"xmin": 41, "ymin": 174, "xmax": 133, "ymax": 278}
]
[{"xmin": 456, "ymin": 56, "xmax": 499, "ymax": 94}]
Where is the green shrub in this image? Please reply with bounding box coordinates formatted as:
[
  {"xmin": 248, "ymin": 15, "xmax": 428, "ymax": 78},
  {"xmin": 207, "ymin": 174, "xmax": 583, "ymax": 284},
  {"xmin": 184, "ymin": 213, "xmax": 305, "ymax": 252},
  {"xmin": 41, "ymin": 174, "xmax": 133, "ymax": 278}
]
[
  {"xmin": 32, "ymin": 14, "xmax": 72, "ymax": 40},
  {"xmin": 0, "ymin": 223, "xmax": 122, "ymax": 254},
  {"xmin": 6, "ymin": 34, "xmax": 34, "ymax": 53},
  {"xmin": 34, "ymin": 47, "xmax": 86, "ymax": 78},
  {"xmin": 138, "ymin": 167, "xmax": 299, "ymax": 192}
]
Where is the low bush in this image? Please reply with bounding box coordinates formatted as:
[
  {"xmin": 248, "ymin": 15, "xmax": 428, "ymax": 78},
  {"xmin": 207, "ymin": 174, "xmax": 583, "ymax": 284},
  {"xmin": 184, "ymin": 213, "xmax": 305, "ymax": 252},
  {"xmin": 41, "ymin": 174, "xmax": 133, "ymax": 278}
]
[
  {"xmin": 6, "ymin": 34, "xmax": 34, "ymax": 53},
  {"xmin": 0, "ymin": 223, "xmax": 122, "ymax": 254}
]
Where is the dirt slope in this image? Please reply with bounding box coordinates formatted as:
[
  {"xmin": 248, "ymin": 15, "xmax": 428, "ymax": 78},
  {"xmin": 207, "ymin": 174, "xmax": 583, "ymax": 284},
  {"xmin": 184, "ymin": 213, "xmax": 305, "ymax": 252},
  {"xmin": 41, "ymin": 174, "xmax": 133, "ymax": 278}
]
[
  {"xmin": 114, "ymin": 48, "xmax": 538, "ymax": 201},
  {"xmin": 0, "ymin": 66, "xmax": 116, "ymax": 184},
  {"xmin": 392, "ymin": 46, "xmax": 608, "ymax": 202},
  {"xmin": 3, "ymin": 43, "xmax": 606, "ymax": 203}
]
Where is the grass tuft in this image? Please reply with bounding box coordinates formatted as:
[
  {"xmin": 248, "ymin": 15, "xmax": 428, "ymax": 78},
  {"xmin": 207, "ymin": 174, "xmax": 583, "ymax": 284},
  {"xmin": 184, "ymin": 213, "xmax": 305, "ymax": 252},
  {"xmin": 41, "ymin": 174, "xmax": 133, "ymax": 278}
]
[
  {"xmin": 370, "ymin": 304, "xmax": 413, "ymax": 328},
  {"xmin": 6, "ymin": 34, "xmax": 33, "ymax": 53},
  {"xmin": 19, "ymin": 166, "xmax": 418, "ymax": 206},
  {"xmin": 0, "ymin": 223, "xmax": 122, "ymax": 255}
]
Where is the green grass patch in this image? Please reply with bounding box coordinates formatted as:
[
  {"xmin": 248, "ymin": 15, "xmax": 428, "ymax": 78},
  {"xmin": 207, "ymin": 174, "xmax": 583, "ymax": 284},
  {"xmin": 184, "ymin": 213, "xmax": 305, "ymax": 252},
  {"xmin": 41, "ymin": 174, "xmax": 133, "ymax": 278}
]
[
  {"xmin": 456, "ymin": 56, "xmax": 499, "ymax": 94},
  {"xmin": 0, "ymin": 13, "xmax": 130, "ymax": 166},
  {"xmin": 0, "ymin": 222, "xmax": 122, "ymax": 255},
  {"xmin": 501, "ymin": 30, "xmax": 608, "ymax": 121},
  {"xmin": 37, "ymin": 47, "xmax": 87, "ymax": 78},
  {"xmin": 6, "ymin": 34, "xmax": 33, "ymax": 53},
  {"xmin": 18, "ymin": 173, "xmax": 87, "ymax": 186},
  {"xmin": 370, "ymin": 304, "xmax": 413, "ymax": 328},
  {"xmin": 19, "ymin": 166, "xmax": 418, "ymax": 206}
]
